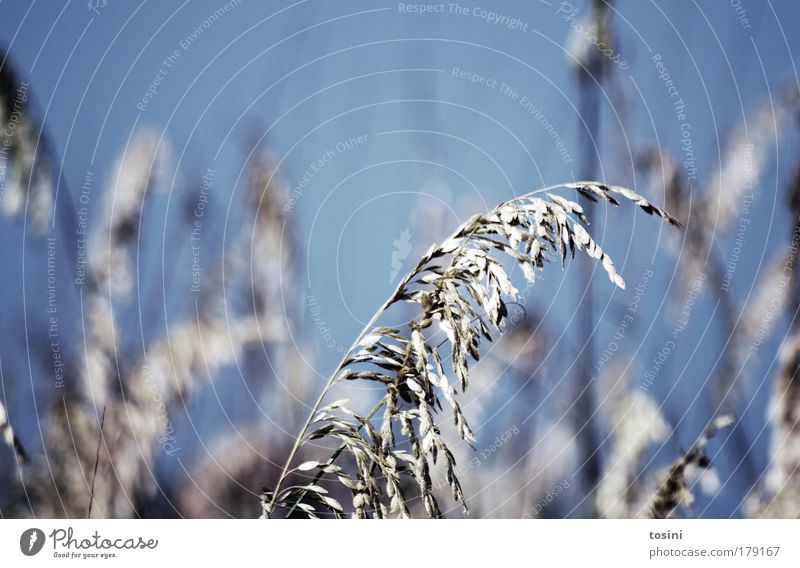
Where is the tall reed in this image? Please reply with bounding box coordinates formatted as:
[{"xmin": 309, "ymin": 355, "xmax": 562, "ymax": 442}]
[{"xmin": 261, "ymin": 181, "xmax": 679, "ymax": 519}]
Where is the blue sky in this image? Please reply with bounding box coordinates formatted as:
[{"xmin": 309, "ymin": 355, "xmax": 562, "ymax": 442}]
[{"xmin": 2, "ymin": 0, "xmax": 800, "ymax": 517}]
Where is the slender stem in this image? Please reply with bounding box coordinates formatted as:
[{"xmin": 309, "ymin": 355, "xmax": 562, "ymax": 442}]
[
  {"xmin": 267, "ymin": 220, "xmax": 473, "ymax": 517},
  {"xmin": 87, "ymin": 405, "xmax": 106, "ymax": 519},
  {"xmin": 268, "ymin": 184, "xmax": 586, "ymax": 517},
  {"xmin": 267, "ymin": 291, "xmax": 405, "ymax": 516},
  {"xmin": 285, "ymin": 307, "xmax": 495, "ymax": 518}
]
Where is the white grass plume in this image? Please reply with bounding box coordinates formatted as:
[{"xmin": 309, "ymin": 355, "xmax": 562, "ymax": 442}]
[
  {"xmin": 648, "ymin": 416, "xmax": 733, "ymax": 519},
  {"xmin": 596, "ymin": 365, "xmax": 669, "ymax": 518},
  {"xmin": 262, "ymin": 181, "xmax": 679, "ymax": 519},
  {"xmin": 0, "ymin": 399, "xmax": 27, "ymax": 464},
  {"xmin": 0, "ymin": 53, "xmax": 53, "ymax": 235},
  {"xmin": 89, "ymin": 128, "xmax": 167, "ymax": 299}
]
